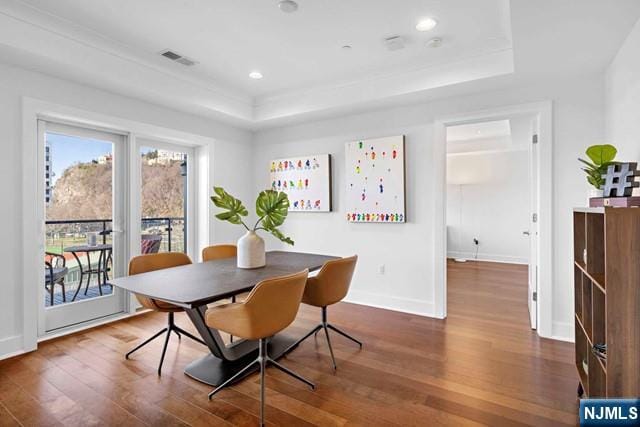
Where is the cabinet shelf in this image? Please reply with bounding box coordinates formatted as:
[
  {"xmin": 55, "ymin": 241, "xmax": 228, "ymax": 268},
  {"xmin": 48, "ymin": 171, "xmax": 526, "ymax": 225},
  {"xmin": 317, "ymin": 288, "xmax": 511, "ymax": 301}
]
[
  {"xmin": 573, "ymin": 207, "xmax": 640, "ymax": 398},
  {"xmin": 574, "ymin": 261, "xmax": 606, "ymax": 292}
]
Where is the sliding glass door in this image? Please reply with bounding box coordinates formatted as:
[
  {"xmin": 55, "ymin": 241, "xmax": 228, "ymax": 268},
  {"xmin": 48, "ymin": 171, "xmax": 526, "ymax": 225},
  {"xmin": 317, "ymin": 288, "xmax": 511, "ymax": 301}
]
[{"xmin": 40, "ymin": 121, "xmax": 127, "ymax": 333}]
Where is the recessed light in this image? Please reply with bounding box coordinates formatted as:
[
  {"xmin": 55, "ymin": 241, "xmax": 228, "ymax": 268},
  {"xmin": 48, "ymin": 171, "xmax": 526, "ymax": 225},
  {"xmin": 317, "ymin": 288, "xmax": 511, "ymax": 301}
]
[
  {"xmin": 278, "ymin": 0, "xmax": 298, "ymax": 13},
  {"xmin": 342, "ymin": 45, "xmax": 352, "ymax": 50},
  {"xmin": 416, "ymin": 17, "xmax": 438, "ymax": 32},
  {"xmin": 249, "ymin": 71, "xmax": 263, "ymax": 79},
  {"xmin": 426, "ymin": 37, "xmax": 443, "ymax": 48}
]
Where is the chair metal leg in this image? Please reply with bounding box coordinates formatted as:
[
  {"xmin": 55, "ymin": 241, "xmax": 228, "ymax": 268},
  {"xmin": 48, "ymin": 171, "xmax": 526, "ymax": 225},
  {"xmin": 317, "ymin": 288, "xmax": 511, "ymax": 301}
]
[
  {"xmin": 84, "ymin": 271, "xmax": 92, "ymax": 295},
  {"xmin": 173, "ymin": 329, "xmax": 181, "ymax": 340},
  {"xmin": 259, "ymin": 340, "xmax": 266, "ymax": 427},
  {"xmin": 173, "ymin": 325, "xmax": 207, "ymax": 346},
  {"xmin": 208, "ymin": 359, "xmax": 258, "ymax": 400},
  {"xmin": 322, "ymin": 324, "xmax": 337, "ymax": 371},
  {"xmin": 284, "ymin": 324, "xmax": 322, "ymax": 354},
  {"xmin": 157, "ymin": 327, "xmax": 172, "ymax": 375},
  {"xmin": 60, "ymin": 280, "xmax": 66, "ymax": 303},
  {"xmin": 327, "ymin": 324, "xmax": 363, "ymax": 348},
  {"xmin": 125, "ymin": 327, "xmax": 167, "ymax": 359},
  {"xmin": 267, "ymin": 358, "xmax": 315, "ymax": 389}
]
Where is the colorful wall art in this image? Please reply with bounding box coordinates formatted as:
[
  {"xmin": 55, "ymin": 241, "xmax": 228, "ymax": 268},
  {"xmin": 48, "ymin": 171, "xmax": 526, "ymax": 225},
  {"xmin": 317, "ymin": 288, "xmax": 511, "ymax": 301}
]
[
  {"xmin": 345, "ymin": 135, "xmax": 405, "ymax": 223},
  {"xmin": 269, "ymin": 154, "xmax": 332, "ymax": 212}
]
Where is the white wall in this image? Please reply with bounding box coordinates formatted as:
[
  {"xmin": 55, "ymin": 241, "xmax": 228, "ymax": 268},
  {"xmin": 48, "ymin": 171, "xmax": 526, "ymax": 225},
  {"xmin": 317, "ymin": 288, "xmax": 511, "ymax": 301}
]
[
  {"xmin": 606, "ymin": 17, "xmax": 640, "ymax": 182},
  {"xmin": 252, "ymin": 75, "xmax": 605, "ymax": 341},
  {"xmin": 446, "ymin": 150, "xmax": 530, "ymax": 264},
  {"xmin": 0, "ymin": 62, "xmax": 253, "ymax": 358}
]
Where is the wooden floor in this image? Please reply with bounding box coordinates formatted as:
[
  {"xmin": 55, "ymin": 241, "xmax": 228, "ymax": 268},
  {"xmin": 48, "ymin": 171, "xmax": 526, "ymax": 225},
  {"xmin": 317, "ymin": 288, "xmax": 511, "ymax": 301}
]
[{"xmin": 0, "ymin": 261, "xmax": 578, "ymax": 426}]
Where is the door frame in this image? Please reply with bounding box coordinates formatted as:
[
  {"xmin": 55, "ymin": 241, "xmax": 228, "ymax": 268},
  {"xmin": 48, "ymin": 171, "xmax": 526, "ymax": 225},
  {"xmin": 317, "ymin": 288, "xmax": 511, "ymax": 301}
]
[
  {"xmin": 22, "ymin": 97, "xmax": 215, "ymax": 352},
  {"xmin": 38, "ymin": 120, "xmax": 129, "ymax": 334},
  {"xmin": 433, "ymin": 101, "xmax": 553, "ymax": 338}
]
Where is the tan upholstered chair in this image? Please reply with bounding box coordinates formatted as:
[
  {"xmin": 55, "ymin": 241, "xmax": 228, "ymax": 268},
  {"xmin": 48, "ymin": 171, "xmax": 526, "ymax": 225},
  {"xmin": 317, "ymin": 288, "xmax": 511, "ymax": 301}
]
[
  {"xmin": 286, "ymin": 255, "xmax": 361, "ymax": 370},
  {"xmin": 126, "ymin": 253, "xmax": 206, "ymax": 375},
  {"xmin": 202, "ymin": 244, "xmax": 242, "ymax": 341},
  {"xmin": 202, "ymin": 244, "xmax": 237, "ymax": 262},
  {"xmin": 205, "ymin": 269, "xmax": 314, "ymax": 425}
]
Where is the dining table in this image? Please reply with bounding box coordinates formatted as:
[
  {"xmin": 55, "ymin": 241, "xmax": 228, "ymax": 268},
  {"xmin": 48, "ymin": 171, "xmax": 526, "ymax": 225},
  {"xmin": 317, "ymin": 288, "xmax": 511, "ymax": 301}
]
[{"xmin": 108, "ymin": 250, "xmax": 338, "ymax": 386}]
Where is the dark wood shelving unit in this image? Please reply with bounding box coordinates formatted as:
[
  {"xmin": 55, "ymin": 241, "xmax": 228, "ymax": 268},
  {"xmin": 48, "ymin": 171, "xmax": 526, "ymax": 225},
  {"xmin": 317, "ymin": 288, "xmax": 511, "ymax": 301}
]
[{"xmin": 573, "ymin": 207, "xmax": 640, "ymax": 398}]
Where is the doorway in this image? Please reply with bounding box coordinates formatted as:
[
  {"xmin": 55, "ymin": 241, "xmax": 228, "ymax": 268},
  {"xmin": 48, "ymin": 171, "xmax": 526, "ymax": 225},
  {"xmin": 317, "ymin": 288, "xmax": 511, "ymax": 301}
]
[
  {"xmin": 445, "ymin": 114, "xmax": 538, "ymax": 329},
  {"xmin": 434, "ymin": 102, "xmax": 552, "ymax": 336},
  {"xmin": 40, "ymin": 120, "xmax": 127, "ymax": 333}
]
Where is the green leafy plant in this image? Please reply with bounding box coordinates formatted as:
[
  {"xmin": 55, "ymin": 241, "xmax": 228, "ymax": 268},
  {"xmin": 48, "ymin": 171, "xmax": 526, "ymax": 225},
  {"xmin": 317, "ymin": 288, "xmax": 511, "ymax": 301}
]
[
  {"xmin": 578, "ymin": 144, "xmax": 618, "ymax": 190},
  {"xmin": 211, "ymin": 187, "xmax": 294, "ymax": 245}
]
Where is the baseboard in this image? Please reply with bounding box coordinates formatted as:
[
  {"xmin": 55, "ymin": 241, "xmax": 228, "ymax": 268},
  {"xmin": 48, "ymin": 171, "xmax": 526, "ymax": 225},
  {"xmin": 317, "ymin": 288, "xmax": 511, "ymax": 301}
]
[
  {"xmin": 344, "ymin": 290, "xmax": 437, "ymax": 318},
  {"xmin": 551, "ymin": 321, "xmax": 574, "ymax": 343},
  {"xmin": 0, "ymin": 335, "xmax": 25, "ymax": 361},
  {"xmin": 447, "ymin": 251, "xmax": 528, "ymax": 265}
]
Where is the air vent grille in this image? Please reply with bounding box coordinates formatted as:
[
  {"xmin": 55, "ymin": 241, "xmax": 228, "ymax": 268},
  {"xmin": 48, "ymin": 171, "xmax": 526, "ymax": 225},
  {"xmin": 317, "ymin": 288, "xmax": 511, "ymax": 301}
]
[{"xmin": 159, "ymin": 50, "xmax": 197, "ymax": 66}]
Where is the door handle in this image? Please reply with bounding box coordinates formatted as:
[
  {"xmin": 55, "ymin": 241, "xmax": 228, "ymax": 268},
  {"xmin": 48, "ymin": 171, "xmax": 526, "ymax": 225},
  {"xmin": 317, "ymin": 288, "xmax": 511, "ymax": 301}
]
[{"xmin": 522, "ymin": 231, "xmax": 530, "ymax": 236}]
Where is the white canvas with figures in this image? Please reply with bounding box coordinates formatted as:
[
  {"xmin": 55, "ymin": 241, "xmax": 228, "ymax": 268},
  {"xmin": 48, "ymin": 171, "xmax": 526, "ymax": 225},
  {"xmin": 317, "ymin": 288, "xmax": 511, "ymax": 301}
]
[
  {"xmin": 269, "ymin": 154, "xmax": 332, "ymax": 212},
  {"xmin": 345, "ymin": 136, "xmax": 405, "ymax": 223}
]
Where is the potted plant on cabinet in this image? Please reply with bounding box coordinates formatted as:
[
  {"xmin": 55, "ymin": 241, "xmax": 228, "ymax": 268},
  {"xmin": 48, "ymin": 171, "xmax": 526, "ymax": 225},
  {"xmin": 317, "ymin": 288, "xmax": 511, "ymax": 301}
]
[
  {"xmin": 211, "ymin": 187, "xmax": 294, "ymax": 268},
  {"xmin": 578, "ymin": 144, "xmax": 618, "ymax": 200}
]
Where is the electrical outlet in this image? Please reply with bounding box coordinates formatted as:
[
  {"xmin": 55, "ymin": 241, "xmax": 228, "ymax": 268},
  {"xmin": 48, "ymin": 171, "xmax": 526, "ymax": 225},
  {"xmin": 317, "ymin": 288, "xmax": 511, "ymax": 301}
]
[
  {"xmin": 473, "ymin": 238, "xmax": 479, "ymax": 246},
  {"xmin": 379, "ymin": 264, "xmax": 385, "ymax": 275}
]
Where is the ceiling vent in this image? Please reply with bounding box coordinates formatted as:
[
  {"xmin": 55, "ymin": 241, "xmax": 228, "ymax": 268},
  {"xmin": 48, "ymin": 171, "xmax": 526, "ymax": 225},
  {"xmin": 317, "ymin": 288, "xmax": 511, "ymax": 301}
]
[{"xmin": 159, "ymin": 50, "xmax": 197, "ymax": 66}]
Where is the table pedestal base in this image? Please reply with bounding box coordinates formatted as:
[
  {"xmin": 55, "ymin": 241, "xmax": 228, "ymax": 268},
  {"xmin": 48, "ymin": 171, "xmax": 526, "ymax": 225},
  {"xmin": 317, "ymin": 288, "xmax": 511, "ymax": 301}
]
[{"xmin": 183, "ymin": 334, "xmax": 297, "ymax": 386}]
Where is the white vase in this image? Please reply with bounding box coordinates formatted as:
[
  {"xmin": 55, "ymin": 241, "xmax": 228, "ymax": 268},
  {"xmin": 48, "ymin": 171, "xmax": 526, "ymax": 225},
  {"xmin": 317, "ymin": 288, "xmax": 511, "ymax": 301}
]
[{"xmin": 237, "ymin": 230, "xmax": 266, "ymax": 269}]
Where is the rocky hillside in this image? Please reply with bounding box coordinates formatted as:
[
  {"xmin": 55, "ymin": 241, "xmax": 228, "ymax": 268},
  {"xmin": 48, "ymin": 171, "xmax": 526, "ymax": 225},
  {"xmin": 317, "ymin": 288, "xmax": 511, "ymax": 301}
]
[{"xmin": 47, "ymin": 158, "xmax": 184, "ymax": 220}]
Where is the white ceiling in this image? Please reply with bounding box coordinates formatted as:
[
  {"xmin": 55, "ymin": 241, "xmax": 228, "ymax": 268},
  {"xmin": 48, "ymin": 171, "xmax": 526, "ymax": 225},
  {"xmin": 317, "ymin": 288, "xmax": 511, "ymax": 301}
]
[
  {"xmin": 447, "ymin": 120, "xmax": 511, "ymax": 143},
  {"xmin": 14, "ymin": 0, "xmax": 511, "ymax": 97},
  {"xmin": 446, "ymin": 115, "xmax": 533, "ymax": 154},
  {"xmin": 1, "ymin": 0, "xmax": 639, "ymax": 128}
]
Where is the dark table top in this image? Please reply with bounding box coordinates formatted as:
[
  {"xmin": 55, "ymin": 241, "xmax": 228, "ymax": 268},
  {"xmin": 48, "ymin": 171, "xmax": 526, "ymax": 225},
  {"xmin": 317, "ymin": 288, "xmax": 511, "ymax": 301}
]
[
  {"xmin": 64, "ymin": 244, "xmax": 112, "ymax": 252},
  {"xmin": 108, "ymin": 251, "xmax": 339, "ymax": 308}
]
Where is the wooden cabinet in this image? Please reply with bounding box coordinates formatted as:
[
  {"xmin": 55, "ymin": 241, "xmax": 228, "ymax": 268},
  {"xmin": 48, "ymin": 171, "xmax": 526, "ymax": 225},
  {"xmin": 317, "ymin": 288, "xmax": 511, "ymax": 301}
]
[{"xmin": 573, "ymin": 207, "xmax": 640, "ymax": 398}]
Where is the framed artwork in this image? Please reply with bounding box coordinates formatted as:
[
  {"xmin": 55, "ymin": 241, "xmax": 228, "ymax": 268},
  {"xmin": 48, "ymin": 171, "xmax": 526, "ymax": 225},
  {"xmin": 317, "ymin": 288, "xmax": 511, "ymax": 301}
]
[
  {"xmin": 269, "ymin": 154, "xmax": 332, "ymax": 212},
  {"xmin": 345, "ymin": 135, "xmax": 405, "ymax": 223}
]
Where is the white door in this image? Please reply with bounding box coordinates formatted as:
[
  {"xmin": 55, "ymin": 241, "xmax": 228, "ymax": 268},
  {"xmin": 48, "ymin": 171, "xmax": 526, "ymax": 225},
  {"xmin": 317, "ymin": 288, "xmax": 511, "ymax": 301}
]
[
  {"xmin": 40, "ymin": 121, "xmax": 128, "ymax": 334},
  {"xmin": 526, "ymin": 117, "xmax": 539, "ymax": 330}
]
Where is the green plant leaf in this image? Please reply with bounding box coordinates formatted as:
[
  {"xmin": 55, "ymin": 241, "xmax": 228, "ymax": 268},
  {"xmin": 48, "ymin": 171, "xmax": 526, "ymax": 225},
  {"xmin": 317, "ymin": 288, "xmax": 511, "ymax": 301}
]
[
  {"xmin": 255, "ymin": 190, "xmax": 294, "ymax": 245},
  {"xmin": 210, "ymin": 187, "xmax": 248, "ymax": 226},
  {"xmin": 585, "ymin": 144, "xmax": 617, "ymax": 166},
  {"xmin": 265, "ymin": 226, "xmax": 294, "ymax": 245},
  {"xmin": 578, "ymin": 158, "xmax": 598, "ymax": 170},
  {"xmin": 256, "ymin": 190, "xmax": 289, "ymax": 228}
]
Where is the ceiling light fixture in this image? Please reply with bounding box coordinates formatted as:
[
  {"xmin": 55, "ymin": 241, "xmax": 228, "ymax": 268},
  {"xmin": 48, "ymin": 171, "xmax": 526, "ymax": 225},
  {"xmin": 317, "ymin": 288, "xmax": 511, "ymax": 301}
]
[
  {"xmin": 426, "ymin": 37, "xmax": 443, "ymax": 48},
  {"xmin": 342, "ymin": 45, "xmax": 352, "ymax": 50},
  {"xmin": 249, "ymin": 71, "xmax": 263, "ymax": 79},
  {"xmin": 416, "ymin": 17, "xmax": 438, "ymax": 32},
  {"xmin": 278, "ymin": 0, "xmax": 298, "ymax": 13}
]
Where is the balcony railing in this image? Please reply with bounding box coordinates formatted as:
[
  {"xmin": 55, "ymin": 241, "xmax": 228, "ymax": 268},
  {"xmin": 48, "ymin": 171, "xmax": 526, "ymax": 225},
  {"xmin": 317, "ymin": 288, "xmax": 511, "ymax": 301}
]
[{"xmin": 45, "ymin": 217, "xmax": 186, "ymax": 254}]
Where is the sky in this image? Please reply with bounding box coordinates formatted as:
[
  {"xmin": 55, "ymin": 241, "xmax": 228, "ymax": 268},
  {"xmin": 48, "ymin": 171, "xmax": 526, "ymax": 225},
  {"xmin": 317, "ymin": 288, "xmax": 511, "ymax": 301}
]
[
  {"xmin": 46, "ymin": 132, "xmax": 112, "ymax": 184},
  {"xmin": 46, "ymin": 133, "xmax": 178, "ymax": 185}
]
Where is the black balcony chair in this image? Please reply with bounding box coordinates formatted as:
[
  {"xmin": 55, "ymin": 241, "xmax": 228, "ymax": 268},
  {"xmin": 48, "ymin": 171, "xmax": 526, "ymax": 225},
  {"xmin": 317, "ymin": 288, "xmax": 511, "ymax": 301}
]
[{"xmin": 45, "ymin": 252, "xmax": 68, "ymax": 306}]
